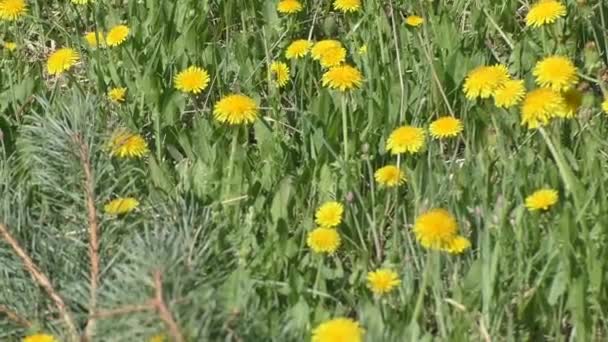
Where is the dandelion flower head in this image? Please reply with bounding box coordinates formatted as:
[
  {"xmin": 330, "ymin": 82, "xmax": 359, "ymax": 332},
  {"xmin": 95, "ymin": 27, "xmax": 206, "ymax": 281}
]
[
  {"xmin": 106, "ymin": 24, "xmax": 129, "ymax": 47},
  {"xmin": 521, "ymin": 88, "xmax": 565, "ymax": 129},
  {"xmin": 307, "ymin": 227, "xmax": 341, "ymax": 254},
  {"xmin": 277, "ymin": 0, "xmax": 302, "ymax": 14},
  {"xmin": 71, "ymin": 0, "xmax": 93, "ymax": 4},
  {"xmin": 315, "ymin": 201, "xmax": 344, "ymax": 228},
  {"xmin": 366, "ymin": 269, "xmax": 400, "ymax": 295},
  {"xmin": 174, "ymin": 66, "xmax": 210, "ymax": 94},
  {"xmin": 149, "ymin": 334, "xmax": 166, "ymax": 342},
  {"xmin": 0, "ymin": 0, "xmax": 27, "ymax": 21},
  {"xmin": 213, "ymin": 94, "xmax": 259, "ymax": 125},
  {"xmin": 405, "ymin": 15, "xmax": 424, "ymax": 27},
  {"xmin": 533, "ymin": 55, "xmax": 578, "ymax": 91},
  {"xmin": 104, "ymin": 197, "xmax": 140, "ymax": 215},
  {"xmin": 270, "ymin": 61, "xmax": 290, "ymax": 88},
  {"xmin": 602, "ymin": 98, "xmax": 608, "ymax": 114},
  {"xmin": 311, "ymin": 40, "xmax": 342, "ymax": 60},
  {"xmin": 526, "ymin": 0, "xmax": 566, "ymax": 28},
  {"xmin": 108, "ymin": 87, "xmax": 127, "ymax": 103},
  {"xmin": 318, "ymin": 46, "xmax": 346, "ymax": 68},
  {"xmin": 413, "ymin": 208, "xmax": 459, "ymax": 250},
  {"xmin": 84, "ymin": 31, "xmax": 104, "ymax": 48},
  {"xmin": 285, "ymin": 39, "xmax": 312, "ymax": 59},
  {"xmin": 23, "ymin": 334, "xmax": 57, "ymax": 342},
  {"xmin": 429, "ymin": 116, "xmax": 463, "ymax": 139},
  {"xmin": 333, "ymin": 0, "xmax": 361, "ymax": 13},
  {"xmin": 109, "ymin": 130, "xmax": 148, "ymax": 158},
  {"xmin": 321, "ymin": 65, "xmax": 363, "ymax": 91},
  {"xmin": 3, "ymin": 41, "xmax": 17, "ymax": 51},
  {"xmin": 445, "ymin": 235, "xmax": 471, "ymax": 254},
  {"xmin": 47, "ymin": 48, "xmax": 79, "ymax": 75},
  {"xmin": 559, "ymin": 88, "xmax": 582, "ymax": 118},
  {"xmin": 312, "ymin": 318, "xmax": 364, "ymax": 342},
  {"xmin": 374, "ymin": 165, "xmax": 406, "ymax": 187},
  {"xmin": 463, "ymin": 64, "xmax": 510, "ymax": 100},
  {"xmin": 386, "ymin": 125, "xmax": 425, "ymax": 154},
  {"xmin": 493, "ymin": 79, "xmax": 526, "ymax": 108},
  {"xmin": 525, "ymin": 188, "xmax": 558, "ymax": 211}
]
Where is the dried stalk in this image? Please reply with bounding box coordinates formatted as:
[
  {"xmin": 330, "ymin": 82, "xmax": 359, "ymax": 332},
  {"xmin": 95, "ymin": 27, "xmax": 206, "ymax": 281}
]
[
  {"xmin": 0, "ymin": 304, "xmax": 32, "ymax": 328},
  {"xmin": 0, "ymin": 223, "xmax": 79, "ymax": 341},
  {"xmin": 153, "ymin": 271, "xmax": 185, "ymax": 342},
  {"xmin": 75, "ymin": 134, "xmax": 101, "ymax": 341}
]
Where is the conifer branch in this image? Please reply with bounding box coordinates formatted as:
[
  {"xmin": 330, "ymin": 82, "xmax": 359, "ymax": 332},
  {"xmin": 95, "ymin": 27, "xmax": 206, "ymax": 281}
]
[
  {"xmin": 0, "ymin": 223, "xmax": 80, "ymax": 341},
  {"xmin": 91, "ymin": 302, "xmax": 155, "ymax": 319},
  {"xmin": 74, "ymin": 134, "xmax": 101, "ymax": 341},
  {"xmin": 0, "ymin": 304, "xmax": 32, "ymax": 328},
  {"xmin": 153, "ymin": 270, "xmax": 185, "ymax": 342}
]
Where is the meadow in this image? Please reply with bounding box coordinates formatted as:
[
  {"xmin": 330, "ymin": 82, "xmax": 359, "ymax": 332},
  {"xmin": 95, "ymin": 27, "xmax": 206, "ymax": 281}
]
[{"xmin": 1, "ymin": 0, "xmax": 608, "ymax": 341}]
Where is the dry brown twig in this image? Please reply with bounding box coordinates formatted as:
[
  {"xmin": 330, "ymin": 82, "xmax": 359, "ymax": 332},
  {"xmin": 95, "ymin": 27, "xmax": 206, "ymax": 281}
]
[
  {"xmin": 73, "ymin": 134, "xmax": 101, "ymax": 341},
  {"xmin": 0, "ymin": 304, "xmax": 32, "ymax": 328},
  {"xmin": 0, "ymin": 223, "xmax": 80, "ymax": 341},
  {"xmin": 153, "ymin": 270, "xmax": 185, "ymax": 342}
]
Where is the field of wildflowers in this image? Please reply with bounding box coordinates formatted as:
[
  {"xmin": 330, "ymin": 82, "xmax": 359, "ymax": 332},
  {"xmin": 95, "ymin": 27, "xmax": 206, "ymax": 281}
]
[{"xmin": 1, "ymin": 0, "xmax": 608, "ymax": 341}]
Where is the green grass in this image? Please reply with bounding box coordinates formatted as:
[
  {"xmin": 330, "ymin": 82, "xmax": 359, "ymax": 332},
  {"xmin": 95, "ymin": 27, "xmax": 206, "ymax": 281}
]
[{"xmin": 1, "ymin": 0, "xmax": 608, "ymax": 341}]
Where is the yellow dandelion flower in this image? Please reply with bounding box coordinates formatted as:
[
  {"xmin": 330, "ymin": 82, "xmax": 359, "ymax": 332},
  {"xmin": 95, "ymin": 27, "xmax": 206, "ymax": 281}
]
[
  {"xmin": 525, "ymin": 0, "xmax": 566, "ymax": 28},
  {"xmin": 602, "ymin": 98, "xmax": 608, "ymax": 114},
  {"xmin": 533, "ymin": 55, "xmax": 578, "ymax": 91},
  {"xmin": 285, "ymin": 39, "xmax": 312, "ymax": 59},
  {"xmin": 463, "ymin": 64, "xmax": 510, "ymax": 100},
  {"xmin": 559, "ymin": 88, "xmax": 581, "ymax": 118},
  {"xmin": 104, "ymin": 197, "xmax": 139, "ymax": 215},
  {"xmin": 374, "ymin": 165, "xmax": 406, "ymax": 187},
  {"xmin": 108, "ymin": 87, "xmax": 127, "ymax": 103},
  {"xmin": 318, "ymin": 46, "xmax": 346, "ymax": 68},
  {"xmin": 413, "ymin": 208, "xmax": 459, "ymax": 250},
  {"xmin": 405, "ymin": 15, "xmax": 424, "ymax": 27},
  {"xmin": 213, "ymin": 94, "xmax": 258, "ymax": 125},
  {"xmin": 525, "ymin": 188, "xmax": 558, "ymax": 211},
  {"xmin": 270, "ymin": 61, "xmax": 290, "ymax": 88},
  {"xmin": 315, "ymin": 201, "xmax": 344, "ymax": 228},
  {"xmin": 109, "ymin": 130, "xmax": 148, "ymax": 158},
  {"xmin": 493, "ymin": 79, "xmax": 526, "ymax": 108},
  {"xmin": 106, "ymin": 24, "xmax": 129, "ymax": 47},
  {"xmin": 71, "ymin": 0, "xmax": 92, "ymax": 4},
  {"xmin": 386, "ymin": 125, "xmax": 425, "ymax": 154},
  {"xmin": 312, "ymin": 318, "xmax": 364, "ymax": 342},
  {"xmin": 84, "ymin": 31, "xmax": 104, "ymax": 48},
  {"xmin": 311, "ymin": 40, "xmax": 342, "ymax": 60},
  {"xmin": 307, "ymin": 227, "xmax": 341, "ymax": 254},
  {"xmin": 366, "ymin": 269, "xmax": 400, "ymax": 295},
  {"xmin": 174, "ymin": 66, "xmax": 210, "ymax": 94},
  {"xmin": 321, "ymin": 65, "xmax": 363, "ymax": 91},
  {"xmin": 3, "ymin": 41, "xmax": 17, "ymax": 51},
  {"xmin": 521, "ymin": 88, "xmax": 565, "ymax": 129},
  {"xmin": 0, "ymin": 0, "xmax": 26, "ymax": 21},
  {"xmin": 444, "ymin": 235, "xmax": 471, "ymax": 254},
  {"xmin": 47, "ymin": 48, "xmax": 79, "ymax": 75},
  {"xmin": 149, "ymin": 334, "xmax": 165, "ymax": 342},
  {"xmin": 333, "ymin": 0, "xmax": 360, "ymax": 13},
  {"xmin": 429, "ymin": 116, "xmax": 463, "ymax": 139},
  {"xmin": 23, "ymin": 334, "xmax": 57, "ymax": 342},
  {"xmin": 277, "ymin": 0, "xmax": 302, "ymax": 14}
]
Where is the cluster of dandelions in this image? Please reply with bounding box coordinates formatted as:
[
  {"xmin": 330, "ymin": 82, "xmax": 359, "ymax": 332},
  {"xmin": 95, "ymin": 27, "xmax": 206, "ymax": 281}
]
[{"xmin": 463, "ymin": 55, "xmax": 582, "ymax": 129}]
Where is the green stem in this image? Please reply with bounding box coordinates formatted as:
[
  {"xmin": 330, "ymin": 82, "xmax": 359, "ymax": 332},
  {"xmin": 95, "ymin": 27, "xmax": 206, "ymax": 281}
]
[
  {"xmin": 538, "ymin": 127, "xmax": 582, "ymax": 209},
  {"xmin": 410, "ymin": 252, "xmax": 432, "ymax": 325},
  {"xmin": 227, "ymin": 128, "xmax": 240, "ymax": 182},
  {"xmin": 341, "ymin": 96, "xmax": 349, "ymax": 162},
  {"xmin": 312, "ymin": 257, "xmax": 323, "ymax": 299}
]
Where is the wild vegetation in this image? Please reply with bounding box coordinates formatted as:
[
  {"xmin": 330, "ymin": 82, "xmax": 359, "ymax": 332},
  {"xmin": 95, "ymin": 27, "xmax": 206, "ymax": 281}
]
[{"xmin": 1, "ymin": 0, "xmax": 608, "ymax": 341}]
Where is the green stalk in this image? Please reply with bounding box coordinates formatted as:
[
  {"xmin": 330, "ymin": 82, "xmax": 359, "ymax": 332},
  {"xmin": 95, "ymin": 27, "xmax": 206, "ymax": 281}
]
[
  {"xmin": 538, "ymin": 127, "xmax": 582, "ymax": 210},
  {"xmin": 410, "ymin": 252, "xmax": 433, "ymax": 325},
  {"xmin": 341, "ymin": 95, "xmax": 349, "ymax": 163}
]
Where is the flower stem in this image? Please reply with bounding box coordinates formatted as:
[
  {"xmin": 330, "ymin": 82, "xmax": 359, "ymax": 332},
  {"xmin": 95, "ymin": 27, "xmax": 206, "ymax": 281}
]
[
  {"xmin": 410, "ymin": 252, "xmax": 432, "ymax": 326},
  {"xmin": 341, "ymin": 96, "xmax": 349, "ymax": 162}
]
